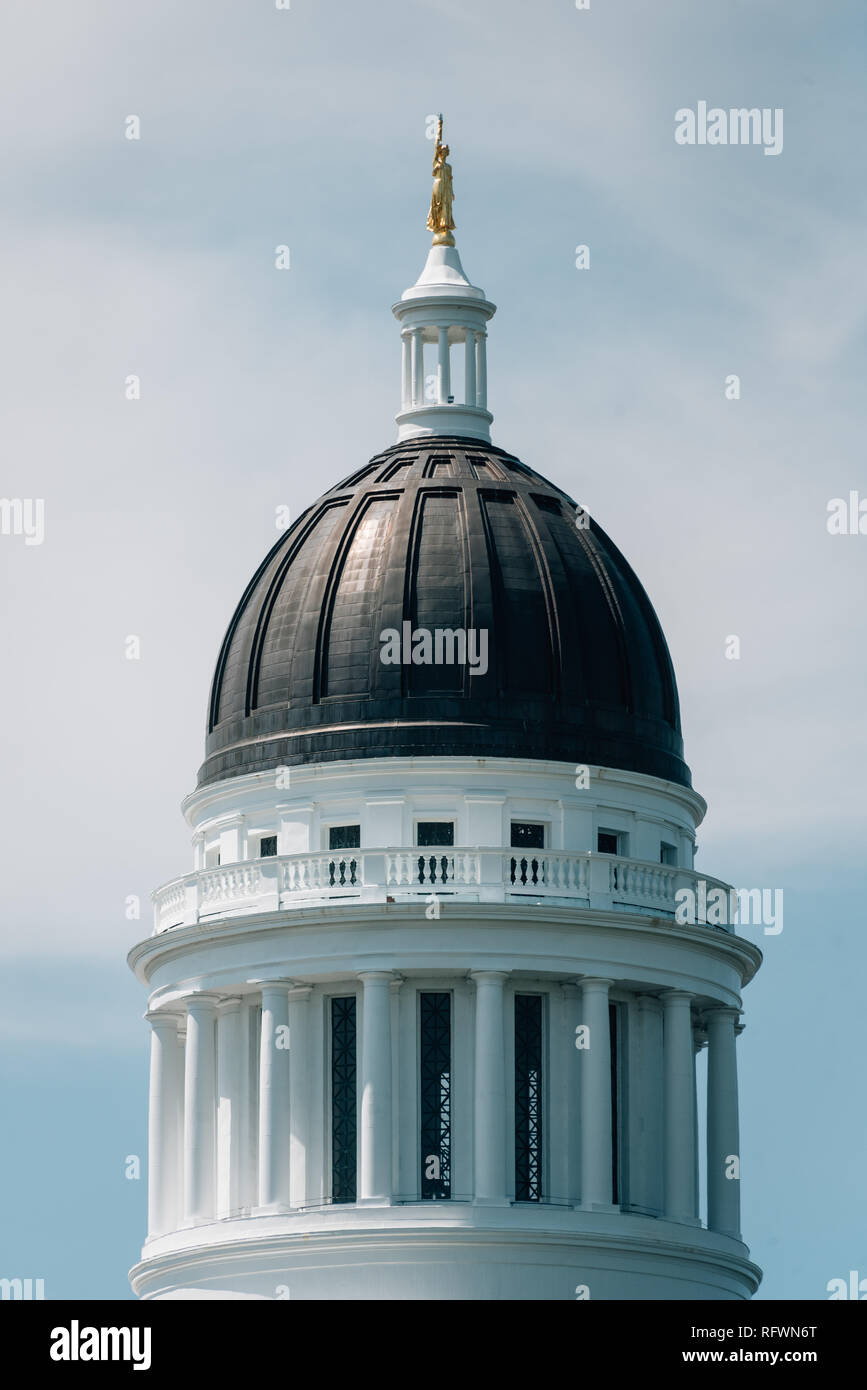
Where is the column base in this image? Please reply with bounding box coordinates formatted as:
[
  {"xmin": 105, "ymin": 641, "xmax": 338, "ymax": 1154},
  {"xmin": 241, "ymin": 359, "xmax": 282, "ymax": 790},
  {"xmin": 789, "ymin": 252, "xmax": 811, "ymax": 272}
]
[
  {"xmin": 473, "ymin": 1197, "xmax": 510, "ymax": 1208},
  {"xmin": 356, "ymin": 1196, "xmax": 394, "ymax": 1208},
  {"xmin": 253, "ymin": 1203, "xmax": 292, "ymax": 1218},
  {"xmin": 579, "ymin": 1201, "xmax": 620, "ymax": 1214}
]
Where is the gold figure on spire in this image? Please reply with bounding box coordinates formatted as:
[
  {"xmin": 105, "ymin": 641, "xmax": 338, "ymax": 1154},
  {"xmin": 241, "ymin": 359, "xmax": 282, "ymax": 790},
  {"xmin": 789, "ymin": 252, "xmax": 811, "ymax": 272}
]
[{"xmin": 427, "ymin": 115, "xmax": 456, "ymax": 247}]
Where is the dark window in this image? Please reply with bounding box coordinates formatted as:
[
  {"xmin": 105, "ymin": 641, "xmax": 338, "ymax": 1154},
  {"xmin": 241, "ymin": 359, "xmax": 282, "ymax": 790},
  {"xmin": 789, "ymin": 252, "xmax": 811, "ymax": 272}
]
[
  {"xmin": 610, "ymin": 1002, "xmax": 620, "ymax": 1205},
  {"xmin": 597, "ymin": 830, "xmax": 619, "ymax": 855},
  {"xmin": 515, "ymin": 994, "xmax": 543, "ymax": 1201},
  {"xmin": 417, "ymin": 822, "xmax": 454, "ymax": 847},
  {"xmin": 416, "ymin": 823, "xmax": 454, "ymax": 886},
  {"xmin": 511, "ymin": 822, "xmax": 545, "ymax": 849},
  {"xmin": 330, "ymin": 825, "xmax": 360, "ymax": 850},
  {"xmin": 331, "ymin": 997, "xmax": 357, "ymax": 1203},
  {"xmin": 419, "ymin": 993, "xmax": 451, "ymax": 1199},
  {"xmin": 660, "ymin": 842, "xmax": 677, "ymax": 866},
  {"xmin": 259, "ymin": 835, "xmax": 277, "ymax": 858},
  {"xmin": 510, "ymin": 823, "xmax": 545, "ymax": 888}
]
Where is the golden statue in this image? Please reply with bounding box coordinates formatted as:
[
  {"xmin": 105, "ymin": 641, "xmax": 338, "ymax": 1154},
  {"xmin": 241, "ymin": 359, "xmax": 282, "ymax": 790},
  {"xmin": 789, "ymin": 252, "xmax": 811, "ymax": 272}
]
[{"xmin": 427, "ymin": 115, "xmax": 456, "ymax": 246}]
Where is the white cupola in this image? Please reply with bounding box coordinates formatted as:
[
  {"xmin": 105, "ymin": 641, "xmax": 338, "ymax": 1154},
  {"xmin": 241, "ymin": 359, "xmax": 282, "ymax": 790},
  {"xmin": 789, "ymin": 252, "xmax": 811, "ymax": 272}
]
[{"xmin": 392, "ymin": 119, "xmax": 496, "ymax": 442}]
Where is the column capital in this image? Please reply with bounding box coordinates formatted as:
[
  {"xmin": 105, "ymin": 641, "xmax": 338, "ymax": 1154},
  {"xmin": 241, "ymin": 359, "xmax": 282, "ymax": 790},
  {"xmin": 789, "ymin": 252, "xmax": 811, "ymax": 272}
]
[
  {"xmin": 145, "ymin": 1009, "xmax": 181, "ymax": 1029},
  {"xmin": 251, "ymin": 977, "xmax": 294, "ymax": 995},
  {"xmin": 182, "ymin": 992, "xmax": 222, "ymax": 1014},
  {"xmin": 660, "ymin": 989, "xmax": 694, "ymax": 1005},
  {"xmin": 357, "ymin": 970, "xmax": 396, "ymax": 984},
  {"xmin": 286, "ymin": 984, "xmax": 314, "ymax": 1003},
  {"xmin": 216, "ymin": 995, "xmax": 243, "ymax": 1012},
  {"xmin": 704, "ymin": 1006, "xmax": 741, "ymax": 1024},
  {"xmin": 469, "ymin": 970, "xmax": 509, "ymax": 985},
  {"xmin": 579, "ymin": 976, "xmax": 615, "ymax": 992}
]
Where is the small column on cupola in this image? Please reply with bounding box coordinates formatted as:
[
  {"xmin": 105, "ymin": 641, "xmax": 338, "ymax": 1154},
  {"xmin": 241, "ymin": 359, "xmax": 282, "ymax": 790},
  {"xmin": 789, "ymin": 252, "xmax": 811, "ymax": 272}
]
[{"xmin": 392, "ymin": 115, "xmax": 497, "ymax": 442}]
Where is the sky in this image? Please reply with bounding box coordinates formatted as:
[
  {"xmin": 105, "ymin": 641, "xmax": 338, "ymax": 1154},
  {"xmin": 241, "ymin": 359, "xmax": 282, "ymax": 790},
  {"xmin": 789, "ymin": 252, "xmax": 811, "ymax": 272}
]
[{"xmin": 0, "ymin": 0, "xmax": 864, "ymax": 1300}]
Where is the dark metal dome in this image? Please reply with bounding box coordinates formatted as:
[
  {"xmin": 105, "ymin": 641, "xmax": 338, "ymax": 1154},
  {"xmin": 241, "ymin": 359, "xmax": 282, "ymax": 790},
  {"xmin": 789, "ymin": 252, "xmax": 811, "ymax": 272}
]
[{"xmin": 200, "ymin": 437, "xmax": 690, "ymax": 788}]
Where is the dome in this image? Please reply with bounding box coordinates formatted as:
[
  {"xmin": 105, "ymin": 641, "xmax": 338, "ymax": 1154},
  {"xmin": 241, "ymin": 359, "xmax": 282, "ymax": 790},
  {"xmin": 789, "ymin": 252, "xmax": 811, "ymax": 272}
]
[{"xmin": 200, "ymin": 436, "xmax": 690, "ymax": 789}]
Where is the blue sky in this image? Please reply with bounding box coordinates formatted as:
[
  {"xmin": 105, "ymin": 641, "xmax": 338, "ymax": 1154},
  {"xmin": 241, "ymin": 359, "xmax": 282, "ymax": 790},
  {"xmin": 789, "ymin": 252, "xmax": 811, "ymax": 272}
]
[{"xmin": 0, "ymin": 0, "xmax": 865, "ymax": 1299}]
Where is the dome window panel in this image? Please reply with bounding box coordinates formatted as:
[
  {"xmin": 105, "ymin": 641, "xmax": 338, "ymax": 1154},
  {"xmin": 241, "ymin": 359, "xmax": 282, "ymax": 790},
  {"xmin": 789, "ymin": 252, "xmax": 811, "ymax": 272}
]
[
  {"xmin": 422, "ymin": 454, "xmax": 454, "ymax": 478},
  {"xmin": 256, "ymin": 835, "xmax": 277, "ymax": 858},
  {"xmin": 407, "ymin": 490, "xmax": 468, "ymax": 696},
  {"xmin": 320, "ymin": 497, "xmax": 398, "ymax": 699},
  {"xmin": 467, "ymin": 455, "xmax": 505, "ymax": 481},
  {"xmin": 660, "ymin": 841, "xmax": 678, "ymax": 866}
]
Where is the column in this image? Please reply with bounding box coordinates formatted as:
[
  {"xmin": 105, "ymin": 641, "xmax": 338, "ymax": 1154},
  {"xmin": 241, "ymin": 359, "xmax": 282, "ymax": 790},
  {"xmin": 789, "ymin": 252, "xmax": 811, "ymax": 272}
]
[
  {"xmin": 476, "ymin": 331, "xmax": 488, "ymax": 410},
  {"xmin": 400, "ymin": 330, "xmax": 411, "ymax": 411},
  {"xmin": 258, "ymin": 982, "xmax": 292, "ymax": 1211},
  {"xmin": 662, "ymin": 990, "xmax": 697, "ymax": 1223},
  {"xmin": 411, "ymin": 328, "xmax": 423, "ymax": 406},
  {"xmin": 465, "ymin": 330, "xmax": 477, "ymax": 408},
  {"xmin": 183, "ymin": 994, "xmax": 219, "ymax": 1224},
  {"xmin": 693, "ymin": 1029, "xmax": 707, "ymax": 1221},
  {"xmin": 706, "ymin": 1008, "xmax": 741, "ymax": 1237},
  {"xmin": 359, "ymin": 972, "xmax": 393, "ymax": 1202},
  {"xmin": 562, "ymin": 983, "xmax": 582, "ymax": 1205},
  {"xmin": 471, "ymin": 971, "xmax": 508, "ymax": 1204},
  {"xmin": 238, "ymin": 999, "xmax": 257, "ymax": 1211},
  {"xmin": 146, "ymin": 1011, "xmax": 183, "ymax": 1238},
  {"xmin": 216, "ymin": 998, "xmax": 241, "ymax": 1218},
  {"xmin": 288, "ymin": 985, "xmax": 312, "ymax": 1209},
  {"xmin": 437, "ymin": 326, "xmax": 450, "ymax": 403},
  {"xmin": 634, "ymin": 995, "xmax": 664, "ymax": 1214},
  {"xmin": 579, "ymin": 978, "xmax": 614, "ymax": 1208}
]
